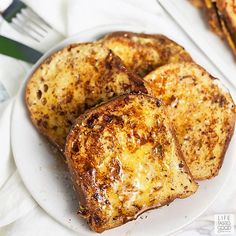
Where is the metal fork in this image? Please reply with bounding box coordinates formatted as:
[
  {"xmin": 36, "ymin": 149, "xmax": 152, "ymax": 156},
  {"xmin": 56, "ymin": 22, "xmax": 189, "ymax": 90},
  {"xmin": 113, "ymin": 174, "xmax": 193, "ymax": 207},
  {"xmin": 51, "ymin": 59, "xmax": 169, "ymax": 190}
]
[
  {"xmin": 1, "ymin": 0, "xmax": 63, "ymax": 45},
  {"xmin": 0, "ymin": 0, "xmax": 64, "ymax": 103}
]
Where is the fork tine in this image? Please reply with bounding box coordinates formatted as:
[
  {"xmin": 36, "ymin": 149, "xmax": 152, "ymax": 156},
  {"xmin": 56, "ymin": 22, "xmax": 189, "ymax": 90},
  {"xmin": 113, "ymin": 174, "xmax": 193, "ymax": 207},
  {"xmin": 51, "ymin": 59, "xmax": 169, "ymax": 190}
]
[
  {"xmin": 23, "ymin": 17, "xmax": 48, "ymax": 34},
  {"xmin": 16, "ymin": 13, "xmax": 46, "ymax": 38},
  {"xmin": 2, "ymin": 0, "xmax": 61, "ymax": 43},
  {"xmin": 24, "ymin": 8, "xmax": 52, "ymax": 29},
  {"xmin": 11, "ymin": 20, "xmax": 41, "ymax": 42},
  {"xmin": 21, "ymin": 9, "xmax": 50, "ymax": 33},
  {"xmin": 17, "ymin": 12, "xmax": 48, "ymax": 36}
]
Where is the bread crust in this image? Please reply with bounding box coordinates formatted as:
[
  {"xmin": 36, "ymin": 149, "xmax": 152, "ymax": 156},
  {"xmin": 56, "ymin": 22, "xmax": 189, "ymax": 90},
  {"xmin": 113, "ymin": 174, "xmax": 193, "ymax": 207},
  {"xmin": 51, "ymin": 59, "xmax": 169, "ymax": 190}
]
[
  {"xmin": 216, "ymin": 0, "xmax": 236, "ymax": 55},
  {"xmin": 101, "ymin": 31, "xmax": 193, "ymax": 77},
  {"xmin": 204, "ymin": 0, "xmax": 225, "ymax": 37},
  {"xmin": 192, "ymin": 0, "xmax": 236, "ymax": 55},
  {"xmin": 205, "ymin": 102, "xmax": 236, "ymax": 179}
]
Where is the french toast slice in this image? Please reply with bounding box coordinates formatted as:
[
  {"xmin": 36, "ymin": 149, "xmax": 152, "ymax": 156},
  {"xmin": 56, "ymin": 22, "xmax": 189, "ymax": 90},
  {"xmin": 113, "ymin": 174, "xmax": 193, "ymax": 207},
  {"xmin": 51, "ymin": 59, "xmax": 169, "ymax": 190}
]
[
  {"xmin": 216, "ymin": 0, "xmax": 236, "ymax": 55},
  {"xmin": 65, "ymin": 94, "xmax": 198, "ymax": 233},
  {"xmin": 100, "ymin": 31, "xmax": 193, "ymax": 77},
  {"xmin": 144, "ymin": 62, "xmax": 236, "ymax": 180},
  {"xmin": 25, "ymin": 43, "xmax": 147, "ymax": 152}
]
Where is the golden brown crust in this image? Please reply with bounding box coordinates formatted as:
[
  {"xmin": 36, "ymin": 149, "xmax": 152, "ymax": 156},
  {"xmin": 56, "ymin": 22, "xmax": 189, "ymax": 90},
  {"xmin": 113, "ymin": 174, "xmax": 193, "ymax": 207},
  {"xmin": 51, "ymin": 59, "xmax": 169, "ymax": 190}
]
[
  {"xmin": 204, "ymin": 0, "xmax": 225, "ymax": 37},
  {"xmin": 65, "ymin": 94, "xmax": 198, "ymax": 233},
  {"xmin": 168, "ymin": 124, "xmax": 197, "ymax": 186},
  {"xmin": 202, "ymin": 100, "xmax": 236, "ymax": 180},
  {"xmin": 190, "ymin": 0, "xmax": 205, "ymax": 8},
  {"xmin": 25, "ymin": 42, "xmax": 147, "ymax": 152},
  {"xmin": 217, "ymin": 0, "xmax": 236, "ymax": 36},
  {"xmin": 100, "ymin": 31, "xmax": 193, "ymax": 77},
  {"xmin": 192, "ymin": 0, "xmax": 236, "ymax": 55},
  {"xmin": 144, "ymin": 62, "xmax": 236, "ymax": 180},
  {"xmin": 216, "ymin": 0, "xmax": 236, "ymax": 55}
]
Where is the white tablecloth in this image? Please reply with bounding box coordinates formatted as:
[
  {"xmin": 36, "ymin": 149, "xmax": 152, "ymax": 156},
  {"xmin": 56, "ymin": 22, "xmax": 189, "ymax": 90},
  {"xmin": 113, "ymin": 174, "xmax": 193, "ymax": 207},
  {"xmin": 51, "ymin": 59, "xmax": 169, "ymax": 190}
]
[{"xmin": 0, "ymin": 1, "xmax": 235, "ymax": 235}]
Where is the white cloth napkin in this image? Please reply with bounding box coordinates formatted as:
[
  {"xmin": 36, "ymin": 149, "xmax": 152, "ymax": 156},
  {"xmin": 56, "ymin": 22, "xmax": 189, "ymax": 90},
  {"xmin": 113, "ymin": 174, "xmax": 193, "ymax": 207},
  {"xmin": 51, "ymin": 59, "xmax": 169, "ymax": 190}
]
[{"xmin": 0, "ymin": 1, "xmax": 235, "ymax": 236}]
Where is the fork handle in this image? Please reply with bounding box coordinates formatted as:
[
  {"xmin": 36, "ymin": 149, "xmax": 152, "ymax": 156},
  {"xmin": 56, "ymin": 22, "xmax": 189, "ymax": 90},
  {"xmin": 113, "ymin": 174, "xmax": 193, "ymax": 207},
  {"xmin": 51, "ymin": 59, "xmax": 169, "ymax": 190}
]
[{"xmin": 1, "ymin": 0, "xmax": 26, "ymax": 22}]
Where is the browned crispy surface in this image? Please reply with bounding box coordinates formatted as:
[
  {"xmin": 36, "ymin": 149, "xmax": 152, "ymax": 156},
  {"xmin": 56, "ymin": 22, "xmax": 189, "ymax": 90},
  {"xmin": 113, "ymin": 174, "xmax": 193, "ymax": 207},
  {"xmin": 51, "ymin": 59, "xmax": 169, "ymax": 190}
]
[
  {"xmin": 216, "ymin": 0, "xmax": 236, "ymax": 54},
  {"xmin": 190, "ymin": 0, "xmax": 204, "ymax": 8},
  {"xmin": 100, "ymin": 32, "xmax": 193, "ymax": 77},
  {"xmin": 144, "ymin": 62, "xmax": 236, "ymax": 180},
  {"xmin": 65, "ymin": 94, "xmax": 198, "ymax": 233},
  {"xmin": 25, "ymin": 43, "xmax": 147, "ymax": 152},
  {"xmin": 217, "ymin": 0, "xmax": 236, "ymax": 37},
  {"xmin": 192, "ymin": 0, "xmax": 236, "ymax": 55},
  {"xmin": 204, "ymin": 0, "xmax": 225, "ymax": 37},
  {"xmin": 220, "ymin": 17, "xmax": 236, "ymax": 54}
]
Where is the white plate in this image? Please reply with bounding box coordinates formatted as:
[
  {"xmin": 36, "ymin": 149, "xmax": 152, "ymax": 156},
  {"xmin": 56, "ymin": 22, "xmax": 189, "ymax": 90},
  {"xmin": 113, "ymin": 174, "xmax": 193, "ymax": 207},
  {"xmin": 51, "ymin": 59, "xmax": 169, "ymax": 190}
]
[{"xmin": 11, "ymin": 23, "xmax": 236, "ymax": 236}]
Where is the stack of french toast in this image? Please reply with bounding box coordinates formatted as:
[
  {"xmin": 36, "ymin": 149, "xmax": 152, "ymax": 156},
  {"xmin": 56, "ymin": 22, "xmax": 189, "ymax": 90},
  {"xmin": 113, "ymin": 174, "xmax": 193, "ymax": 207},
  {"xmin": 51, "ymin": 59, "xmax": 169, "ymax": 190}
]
[
  {"xmin": 25, "ymin": 31, "xmax": 235, "ymax": 233},
  {"xmin": 191, "ymin": 0, "xmax": 236, "ymax": 55}
]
